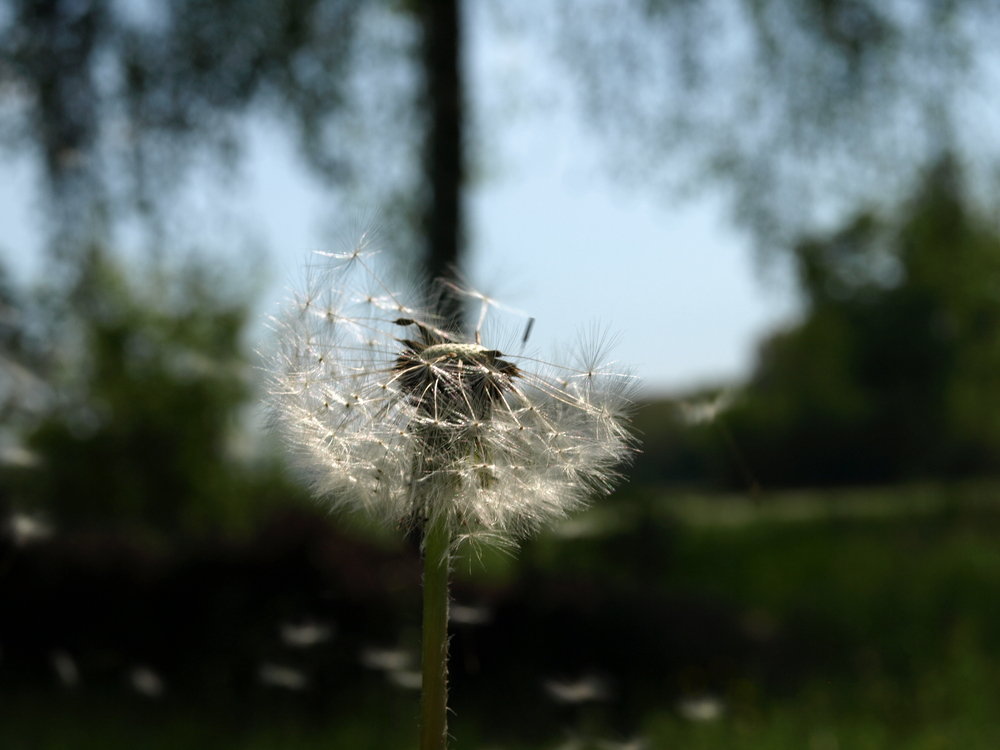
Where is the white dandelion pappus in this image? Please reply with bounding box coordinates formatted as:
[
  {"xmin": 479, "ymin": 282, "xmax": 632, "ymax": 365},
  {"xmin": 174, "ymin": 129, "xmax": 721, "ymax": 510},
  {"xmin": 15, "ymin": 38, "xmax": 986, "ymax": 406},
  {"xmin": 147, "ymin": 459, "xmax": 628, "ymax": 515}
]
[{"xmin": 264, "ymin": 234, "xmax": 635, "ymax": 547}]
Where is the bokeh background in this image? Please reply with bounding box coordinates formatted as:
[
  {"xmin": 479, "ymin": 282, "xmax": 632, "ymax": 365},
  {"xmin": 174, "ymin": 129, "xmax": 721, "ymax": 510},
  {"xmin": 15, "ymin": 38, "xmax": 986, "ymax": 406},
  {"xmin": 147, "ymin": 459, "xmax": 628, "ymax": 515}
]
[{"xmin": 4, "ymin": 2, "xmax": 1000, "ymax": 748}]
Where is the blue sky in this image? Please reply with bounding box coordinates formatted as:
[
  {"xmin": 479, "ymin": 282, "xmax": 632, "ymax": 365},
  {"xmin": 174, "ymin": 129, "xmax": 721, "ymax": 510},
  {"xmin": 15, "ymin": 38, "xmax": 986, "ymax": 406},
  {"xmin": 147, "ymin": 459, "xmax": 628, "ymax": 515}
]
[
  {"xmin": 464, "ymin": 114, "xmax": 799, "ymax": 396},
  {"xmin": 243, "ymin": 115, "xmax": 799, "ymax": 397}
]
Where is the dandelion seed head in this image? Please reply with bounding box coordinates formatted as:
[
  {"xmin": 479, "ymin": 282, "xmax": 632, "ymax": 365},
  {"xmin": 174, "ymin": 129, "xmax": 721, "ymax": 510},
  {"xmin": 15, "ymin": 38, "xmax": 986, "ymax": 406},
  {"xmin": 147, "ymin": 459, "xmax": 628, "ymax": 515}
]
[{"xmin": 263, "ymin": 231, "xmax": 636, "ymax": 547}]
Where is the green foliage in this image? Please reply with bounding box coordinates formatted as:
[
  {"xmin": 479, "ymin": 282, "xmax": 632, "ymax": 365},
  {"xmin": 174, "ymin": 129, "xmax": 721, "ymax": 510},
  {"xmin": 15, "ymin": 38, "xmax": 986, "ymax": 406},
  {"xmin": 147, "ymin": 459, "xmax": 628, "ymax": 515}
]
[
  {"xmin": 561, "ymin": 0, "xmax": 1000, "ymax": 252},
  {"xmin": 6, "ymin": 485, "xmax": 1000, "ymax": 747},
  {"xmin": 0, "ymin": 0, "xmax": 362, "ymax": 186},
  {"xmin": 629, "ymin": 398, "xmax": 713, "ymax": 486},
  {"xmin": 717, "ymin": 158, "xmax": 1000, "ymax": 486},
  {"xmin": 0, "ymin": 0, "xmax": 427, "ymax": 270},
  {"xmin": 521, "ymin": 484, "xmax": 1000, "ymax": 749},
  {"xmin": 0, "ymin": 263, "xmax": 43, "ymax": 426},
  {"xmin": 4, "ymin": 252, "xmax": 296, "ymax": 535},
  {"xmin": 0, "ymin": 687, "xmax": 420, "ymax": 750}
]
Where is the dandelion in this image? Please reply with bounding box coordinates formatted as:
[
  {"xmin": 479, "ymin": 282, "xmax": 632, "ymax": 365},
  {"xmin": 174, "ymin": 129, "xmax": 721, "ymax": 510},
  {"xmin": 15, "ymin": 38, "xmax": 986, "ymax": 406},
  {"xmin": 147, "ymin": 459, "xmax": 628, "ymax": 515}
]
[
  {"xmin": 263, "ymin": 229, "xmax": 635, "ymax": 749},
  {"xmin": 127, "ymin": 665, "xmax": 166, "ymax": 698}
]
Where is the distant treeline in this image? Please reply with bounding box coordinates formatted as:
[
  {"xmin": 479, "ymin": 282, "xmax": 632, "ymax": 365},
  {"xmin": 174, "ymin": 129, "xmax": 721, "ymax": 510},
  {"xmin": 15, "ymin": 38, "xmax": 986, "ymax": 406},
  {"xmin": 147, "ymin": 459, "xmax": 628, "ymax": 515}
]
[{"xmin": 635, "ymin": 157, "xmax": 1000, "ymax": 490}]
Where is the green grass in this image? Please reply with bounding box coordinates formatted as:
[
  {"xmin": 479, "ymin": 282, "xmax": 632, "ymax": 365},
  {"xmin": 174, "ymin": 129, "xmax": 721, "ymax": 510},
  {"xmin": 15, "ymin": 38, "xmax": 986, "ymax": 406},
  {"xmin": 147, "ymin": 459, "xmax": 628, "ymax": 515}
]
[
  {"xmin": 515, "ymin": 481, "xmax": 1000, "ymax": 747},
  {"xmin": 0, "ymin": 687, "xmax": 420, "ymax": 750},
  {"xmin": 6, "ymin": 481, "xmax": 1000, "ymax": 748}
]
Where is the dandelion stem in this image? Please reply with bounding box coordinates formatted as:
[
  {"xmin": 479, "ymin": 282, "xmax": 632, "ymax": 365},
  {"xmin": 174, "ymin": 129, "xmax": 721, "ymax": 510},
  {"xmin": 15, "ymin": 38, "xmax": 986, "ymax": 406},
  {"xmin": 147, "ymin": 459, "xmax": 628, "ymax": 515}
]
[{"xmin": 420, "ymin": 514, "xmax": 452, "ymax": 750}]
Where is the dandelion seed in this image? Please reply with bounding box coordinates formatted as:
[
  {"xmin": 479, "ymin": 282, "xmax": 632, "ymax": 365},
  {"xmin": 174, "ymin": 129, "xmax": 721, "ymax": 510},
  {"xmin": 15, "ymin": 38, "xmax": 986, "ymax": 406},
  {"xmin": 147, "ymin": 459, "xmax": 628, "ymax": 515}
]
[
  {"xmin": 597, "ymin": 738, "xmax": 648, "ymax": 750},
  {"xmin": 51, "ymin": 650, "xmax": 78, "ymax": 688},
  {"xmin": 258, "ymin": 663, "xmax": 308, "ymax": 691},
  {"xmin": 543, "ymin": 674, "xmax": 610, "ymax": 704},
  {"xmin": 360, "ymin": 646, "xmax": 413, "ymax": 672},
  {"xmin": 0, "ymin": 443, "xmax": 41, "ymax": 469},
  {"xmin": 280, "ymin": 620, "xmax": 335, "ymax": 648},
  {"xmin": 262, "ymin": 236, "xmax": 636, "ymax": 548},
  {"xmin": 449, "ymin": 603, "xmax": 491, "ymax": 626},
  {"xmin": 262, "ymin": 228, "xmax": 636, "ymax": 750},
  {"xmin": 6, "ymin": 512, "xmax": 52, "ymax": 546},
  {"xmin": 676, "ymin": 695, "xmax": 725, "ymax": 722},
  {"xmin": 388, "ymin": 669, "xmax": 424, "ymax": 690},
  {"xmin": 677, "ymin": 389, "xmax": 735, "ymax": 426},
  {"xmin": 128, "ymin": 665, "xmax": 166, "ymax": 698}
]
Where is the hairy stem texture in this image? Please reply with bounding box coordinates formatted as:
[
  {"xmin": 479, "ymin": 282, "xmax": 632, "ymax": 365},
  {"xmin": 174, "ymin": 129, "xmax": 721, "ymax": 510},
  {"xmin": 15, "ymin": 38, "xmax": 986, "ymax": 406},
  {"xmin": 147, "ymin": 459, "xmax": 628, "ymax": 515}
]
[{"xmin": 420, "ymin": 517, "xmax": 451, "ymax": 750}]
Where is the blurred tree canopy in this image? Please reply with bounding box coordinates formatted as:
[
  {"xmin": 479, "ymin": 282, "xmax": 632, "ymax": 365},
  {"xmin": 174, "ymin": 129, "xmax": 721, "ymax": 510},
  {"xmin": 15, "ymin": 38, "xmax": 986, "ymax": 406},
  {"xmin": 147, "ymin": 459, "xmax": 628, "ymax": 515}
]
[
  {"xmin": 0, "ymin": 0, "xmax": 465, "ymax": 292},
  {"xmin": 5, "ymin": 0, "xmax": 1000, "ymax": 275},
  {"xmin": 0, "ymin": 250, "xmax": 297, "ymax": 535},
  {"xmin": 555, "ymin": 0, "xmax": 1000, "ymax": 253},
  {"xmin": 0, "ymin": 0, "xmax": 359, "ymax": 253},
  {"xmin": 644, "ymin": 158, "xmax": 1000, "ymax": 489}
]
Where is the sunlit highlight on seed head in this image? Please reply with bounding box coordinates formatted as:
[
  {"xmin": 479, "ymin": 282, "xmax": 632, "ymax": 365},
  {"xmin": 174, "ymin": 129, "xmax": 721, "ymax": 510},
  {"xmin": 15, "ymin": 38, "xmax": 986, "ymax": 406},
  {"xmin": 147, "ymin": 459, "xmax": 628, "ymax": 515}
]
[{"xmin": 262, "ymin": 229, "xmax": 636, "ymax": 548}]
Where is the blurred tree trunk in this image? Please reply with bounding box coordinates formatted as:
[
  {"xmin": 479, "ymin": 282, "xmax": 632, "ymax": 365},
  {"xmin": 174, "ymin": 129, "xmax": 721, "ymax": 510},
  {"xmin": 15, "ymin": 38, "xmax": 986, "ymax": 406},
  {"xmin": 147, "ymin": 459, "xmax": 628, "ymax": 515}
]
[
  {"xmin": 13, "ymin": 0, "xmax": 107, "ymax": 267},
  {"xmin": 2, "ymin": 0, "xmax": 471, "ymax": 316},
  {"xmin": 418, "ymin": 0, "xmax": 464, "ymax": 326}
]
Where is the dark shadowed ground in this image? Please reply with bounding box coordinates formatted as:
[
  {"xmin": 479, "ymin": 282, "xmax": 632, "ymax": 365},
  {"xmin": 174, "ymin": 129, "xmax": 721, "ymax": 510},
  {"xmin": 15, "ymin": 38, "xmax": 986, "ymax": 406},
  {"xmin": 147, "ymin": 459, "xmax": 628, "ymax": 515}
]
[{"xmin": 4, "ymin": 483, "xmax": 1000, "ymax": 748}]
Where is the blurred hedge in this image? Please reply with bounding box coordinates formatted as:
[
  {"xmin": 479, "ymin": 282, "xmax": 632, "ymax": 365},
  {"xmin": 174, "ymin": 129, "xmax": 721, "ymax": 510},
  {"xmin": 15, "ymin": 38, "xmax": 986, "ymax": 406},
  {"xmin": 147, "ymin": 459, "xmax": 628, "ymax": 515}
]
[{"xmin": 636, "ymin": 157, "xmax": 1000, "ymax": 490}]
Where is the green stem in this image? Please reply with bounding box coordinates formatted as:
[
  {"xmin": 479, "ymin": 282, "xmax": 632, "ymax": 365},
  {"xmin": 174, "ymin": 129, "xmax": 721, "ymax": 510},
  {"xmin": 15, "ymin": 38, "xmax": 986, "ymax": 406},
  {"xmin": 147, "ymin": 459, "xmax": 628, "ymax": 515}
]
[{"xmin": 420, "ymin": 516, "xmax": 452, "ymax": 750}]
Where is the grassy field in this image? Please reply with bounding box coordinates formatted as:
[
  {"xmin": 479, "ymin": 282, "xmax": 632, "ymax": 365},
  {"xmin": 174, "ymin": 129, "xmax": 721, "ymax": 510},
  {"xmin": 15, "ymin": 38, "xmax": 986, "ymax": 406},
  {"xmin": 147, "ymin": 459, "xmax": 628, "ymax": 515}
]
[
  {"xmin": 4, "ymin": 481, "xmax": 1000, "ymax": 748},
  {"xmin": 541, "ymin": 482, "xmax": 1000, "ymax": 749}
]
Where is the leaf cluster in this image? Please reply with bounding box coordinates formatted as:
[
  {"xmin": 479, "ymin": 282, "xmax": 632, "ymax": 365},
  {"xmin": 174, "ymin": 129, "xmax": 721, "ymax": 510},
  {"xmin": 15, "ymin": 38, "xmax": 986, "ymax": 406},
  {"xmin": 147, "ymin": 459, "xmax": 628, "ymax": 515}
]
[
  {"xmin": 717, "ymin": 158, "xmax": 1000, "ymax": 486},
  {"xmin": 1, "ymin": 251, "xmax": 295, "ymax": 536}
]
